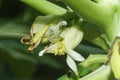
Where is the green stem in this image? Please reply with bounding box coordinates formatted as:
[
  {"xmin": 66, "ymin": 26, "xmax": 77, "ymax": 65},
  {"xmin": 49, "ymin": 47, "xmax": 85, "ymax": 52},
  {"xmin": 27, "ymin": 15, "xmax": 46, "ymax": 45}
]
[
  {"xmin": 21, "ymin": 0, "xmax": 67, "ymax": 15},
  {"xmin": 63, "ymin": 0, "xmax": 114, "ymax": 27},
  {"xmin": 78, "ymin": 54, "xmax": 107, "ymax": 68},
  {"xmin": 80, "ymin": 65, "xmax": 113, "ymax": 80},
  {"xmin": 110, "ymin": 37, "xmax": 120, "ymax": 79},
  {"xmin": 105, "ymin": 6, "xmax": 120, "ymax": 42}
]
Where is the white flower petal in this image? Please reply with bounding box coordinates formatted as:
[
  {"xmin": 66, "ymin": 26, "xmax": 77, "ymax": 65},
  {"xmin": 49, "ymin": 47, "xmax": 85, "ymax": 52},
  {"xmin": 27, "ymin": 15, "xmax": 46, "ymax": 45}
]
[
  {"xmin": 39, "ymin": 49, "xmax": 46, "ymax": 56},
  {"xmin": 45, "ymin": 43, "xmax": 58, "ymax": 53},
  {"xmin": 61, "ymin": 25, "xmax": 83, "ymax": 49},
  {"xmin": 67, "ymin": 49, "xmax": 85, "ymax": 61},
  {"xmin": 39, "ymin": 43, "xmax": 58, "ymax": 56},
  {"xmin": 66, "ymin": 55, "xmax": 78, "ymax": 75}
]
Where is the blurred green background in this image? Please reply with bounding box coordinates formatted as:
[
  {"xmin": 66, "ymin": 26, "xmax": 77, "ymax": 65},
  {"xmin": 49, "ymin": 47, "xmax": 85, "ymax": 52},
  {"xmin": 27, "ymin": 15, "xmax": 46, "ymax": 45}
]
[
  {"xmin": 0, "ymin": 0, "xmax": 106, "ymax": 80},
  {"xmin": 0, "ymin": 0, "xmax": 68, "ymax": 80}
]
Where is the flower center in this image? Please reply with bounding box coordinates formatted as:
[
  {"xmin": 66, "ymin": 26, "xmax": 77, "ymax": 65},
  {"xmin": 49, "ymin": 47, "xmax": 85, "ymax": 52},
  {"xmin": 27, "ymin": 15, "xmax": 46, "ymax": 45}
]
[{"xmin": 52, "ymin": 39, "xmax": 66, "ymax": 55}]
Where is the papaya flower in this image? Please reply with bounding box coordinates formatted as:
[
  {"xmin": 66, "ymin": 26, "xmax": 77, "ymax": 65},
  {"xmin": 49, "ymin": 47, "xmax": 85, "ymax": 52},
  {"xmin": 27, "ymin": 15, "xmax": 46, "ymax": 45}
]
[
  {"xmin": 39, "ymin": 23, "xmax": 85, "ymax": 75},
  {"xmin": 21, "ymin": 15, "xmax": 85, "ymax": 74}
]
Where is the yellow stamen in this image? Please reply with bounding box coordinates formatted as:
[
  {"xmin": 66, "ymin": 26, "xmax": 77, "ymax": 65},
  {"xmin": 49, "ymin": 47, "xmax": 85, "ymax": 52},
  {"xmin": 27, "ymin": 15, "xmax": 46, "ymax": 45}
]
[{"xmin": 51, "ymin": 39, "xmax": 66, "ymax": 55}]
